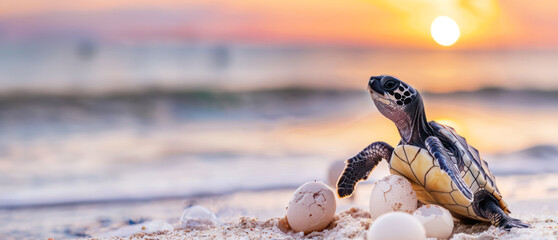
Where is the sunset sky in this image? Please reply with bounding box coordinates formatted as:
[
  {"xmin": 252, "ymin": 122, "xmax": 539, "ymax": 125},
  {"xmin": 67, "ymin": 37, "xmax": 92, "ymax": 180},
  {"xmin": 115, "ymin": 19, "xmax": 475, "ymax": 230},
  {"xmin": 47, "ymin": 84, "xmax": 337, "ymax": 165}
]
[{"xmin": 1, "ymin": 0, "xmax": 558, "ymax": 50}]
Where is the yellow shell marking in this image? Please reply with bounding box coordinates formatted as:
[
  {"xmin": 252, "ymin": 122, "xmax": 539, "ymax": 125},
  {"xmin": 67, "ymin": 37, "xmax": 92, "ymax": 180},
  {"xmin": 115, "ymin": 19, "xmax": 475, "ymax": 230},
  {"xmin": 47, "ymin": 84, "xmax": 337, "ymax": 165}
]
[{"xmin": 389, "ymin": 145, "xmax": 509, "ymax": 221}]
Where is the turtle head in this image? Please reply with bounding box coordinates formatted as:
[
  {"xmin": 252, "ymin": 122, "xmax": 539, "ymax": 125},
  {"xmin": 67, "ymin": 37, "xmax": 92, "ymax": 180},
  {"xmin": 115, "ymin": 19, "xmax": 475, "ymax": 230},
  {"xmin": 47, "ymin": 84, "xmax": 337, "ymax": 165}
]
[
  {"xmin": 368, "ymin": 75, "xmax": 420, "ymax": 119},
  {"xmin": 368, "ymin": 75, "xmax": 428, "ymax": 143}
]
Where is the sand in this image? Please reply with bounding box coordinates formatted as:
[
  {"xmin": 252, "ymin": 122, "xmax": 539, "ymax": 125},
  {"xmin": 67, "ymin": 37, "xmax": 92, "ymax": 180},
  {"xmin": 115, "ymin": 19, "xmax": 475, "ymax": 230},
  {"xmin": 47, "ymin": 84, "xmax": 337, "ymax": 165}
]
[
  {"xmin": 93, "ymin": 174, "xmax": 558, "ymax": 240},
  {"xmin": 98, "ymin": 207, "xmax": 557, "ymax": 240}
]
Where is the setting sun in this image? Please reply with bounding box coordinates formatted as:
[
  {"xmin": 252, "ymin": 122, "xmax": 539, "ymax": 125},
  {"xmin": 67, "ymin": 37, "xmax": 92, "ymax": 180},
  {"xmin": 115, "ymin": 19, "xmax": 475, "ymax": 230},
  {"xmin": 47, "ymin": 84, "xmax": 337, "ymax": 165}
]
[{"xmin": 431, "ymin": 16, "xmax": 461, "ymax": 46}]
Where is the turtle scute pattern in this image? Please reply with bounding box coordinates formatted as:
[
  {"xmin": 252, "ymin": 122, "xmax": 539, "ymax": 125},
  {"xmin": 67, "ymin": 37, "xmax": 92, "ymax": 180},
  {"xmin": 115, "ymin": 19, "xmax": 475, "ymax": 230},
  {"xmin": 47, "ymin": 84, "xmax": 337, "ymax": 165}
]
[{"xmin": 389, "ymin": 145, "xmax": 509, "ymax": 221}]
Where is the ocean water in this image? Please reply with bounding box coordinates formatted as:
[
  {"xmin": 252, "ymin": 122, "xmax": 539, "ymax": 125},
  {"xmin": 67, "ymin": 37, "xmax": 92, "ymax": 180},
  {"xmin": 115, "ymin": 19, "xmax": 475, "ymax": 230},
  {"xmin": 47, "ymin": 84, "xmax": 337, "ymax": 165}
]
[
  {"xmin": 1, "ymin": 43, "xmax": 558, "ymax": 92},
  {"xmin": 0, "ymin": 44, "xmax": 558, "ymax": 238},
  {"xmin": 0, "ymin": 88, "xmax": 557, "ymax": 208}
]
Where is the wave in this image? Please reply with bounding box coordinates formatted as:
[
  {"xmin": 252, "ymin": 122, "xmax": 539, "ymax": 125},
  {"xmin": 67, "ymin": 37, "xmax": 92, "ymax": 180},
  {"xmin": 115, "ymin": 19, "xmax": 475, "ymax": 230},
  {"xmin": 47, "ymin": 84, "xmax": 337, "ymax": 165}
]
[
  {"xmin": 0, "ymin": 87, "xmax": 365, "ymax": 140},
  {"xmin": 1, "ymin": 86, "xmax": 558, "ymax": 103},
  {"xmin": 0, "ymin": 154, "xmax": 331, "ymax": 209},
  {"xmin": 0, "ymin": 86, "xmax": 554, "ymax": 126},
  {"xmin": 0, "ymin": 87, "xmax": 363, "ymax": 114},
  {"xmin": 1, "ymin": 144, "xmax": 557, "ymax": 209},
  {"xmin": 425, "ymin": 86, "xmax": 558, "ymax": 99},
  {"xmin": 486, "ymin": 144, "xmax": 558, "ymax": 176}
]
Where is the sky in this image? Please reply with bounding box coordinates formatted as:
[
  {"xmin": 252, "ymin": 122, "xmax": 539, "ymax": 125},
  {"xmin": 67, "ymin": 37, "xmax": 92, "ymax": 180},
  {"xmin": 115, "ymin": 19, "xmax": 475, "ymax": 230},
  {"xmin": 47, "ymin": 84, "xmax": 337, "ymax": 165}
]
[{"xmin": 1, "ymin": 0, "xmax": 558, "ymax": 50}]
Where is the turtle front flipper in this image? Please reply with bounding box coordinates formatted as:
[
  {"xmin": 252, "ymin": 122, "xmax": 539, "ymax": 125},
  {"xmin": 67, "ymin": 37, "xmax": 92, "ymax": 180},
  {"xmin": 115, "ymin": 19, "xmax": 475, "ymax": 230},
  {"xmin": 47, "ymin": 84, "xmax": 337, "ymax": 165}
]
[
  {"xmin": 425, "ymin": 136, "xmax": 473, "ymax": 201},
  {"xmin": 337, "ymin": 141, "xmax": 393, "ymax": 198}
]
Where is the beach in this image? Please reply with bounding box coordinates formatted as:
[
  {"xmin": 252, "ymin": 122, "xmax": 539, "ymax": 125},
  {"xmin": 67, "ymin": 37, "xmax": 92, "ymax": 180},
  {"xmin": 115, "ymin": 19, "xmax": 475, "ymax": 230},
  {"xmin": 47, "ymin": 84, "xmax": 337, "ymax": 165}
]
[
  {"xmin": 2, "ymin": 1, "xmax": 558, "ymax": 239},
  {"xmin": 1, "ymin": 87, "xmax": 558, "ymax": 239},
  {"xmin": 58, "ymin": 174, "xmax": 558, "ymax": 239},
  {"xmin": 2, "ymin": 173, "xmax": 557, "ymax": 239}
]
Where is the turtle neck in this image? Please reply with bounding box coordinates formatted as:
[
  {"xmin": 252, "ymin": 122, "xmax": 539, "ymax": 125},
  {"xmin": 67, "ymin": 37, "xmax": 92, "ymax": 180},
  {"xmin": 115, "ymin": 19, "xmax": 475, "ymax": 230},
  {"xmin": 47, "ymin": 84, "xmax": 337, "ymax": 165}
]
[{"xmin": 397, "ymin": 93, "xmax": 434, "ymax": 146}]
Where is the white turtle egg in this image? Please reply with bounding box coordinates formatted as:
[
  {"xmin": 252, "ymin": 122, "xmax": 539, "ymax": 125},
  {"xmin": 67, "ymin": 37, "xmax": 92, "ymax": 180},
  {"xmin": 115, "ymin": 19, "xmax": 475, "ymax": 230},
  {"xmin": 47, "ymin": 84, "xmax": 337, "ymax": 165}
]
[
  {"xmin": 367, "ymin": 212, "xmax": 426, "ymax": 240},
  {"xmin": 180, "ymin": 205, "xmax": 220, "ymax": 228},
  {"xmin": 413, "ymin": 204, "xmax": 454, "ymax": 239},
  {"xmin": 286, "ymin": 181, "xmax": 336, "ymax": 234},
  {"xmin": 369, "ymin": 175, "xmax": 418, "ymax": 219}
]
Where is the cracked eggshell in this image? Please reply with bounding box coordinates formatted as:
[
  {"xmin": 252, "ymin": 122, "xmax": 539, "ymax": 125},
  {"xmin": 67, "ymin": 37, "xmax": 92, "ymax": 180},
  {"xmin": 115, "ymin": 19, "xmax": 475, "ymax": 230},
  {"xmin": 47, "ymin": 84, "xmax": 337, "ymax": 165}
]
[
  {"xmin": 413, "ymin": 204, "xmax": 454, "ymax": 239},
  {"xmin": 286, "ymin": 181, "xmax": 336, "ymax": 234},
  {"xmin": 367, "ymin": 212, "xmax": 426, "ymax": 240},
  {"xmin": 369, "ymin": 175, "xmax": 417, "ymax": 220}
]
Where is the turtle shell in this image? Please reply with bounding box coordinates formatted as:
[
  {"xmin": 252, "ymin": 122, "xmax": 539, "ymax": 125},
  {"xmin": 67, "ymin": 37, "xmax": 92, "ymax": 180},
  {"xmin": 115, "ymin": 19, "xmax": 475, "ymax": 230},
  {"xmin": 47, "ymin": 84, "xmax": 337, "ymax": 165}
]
[{"xmin": 389, "ymin": 144, "xmax": 510, "ymax": 221}]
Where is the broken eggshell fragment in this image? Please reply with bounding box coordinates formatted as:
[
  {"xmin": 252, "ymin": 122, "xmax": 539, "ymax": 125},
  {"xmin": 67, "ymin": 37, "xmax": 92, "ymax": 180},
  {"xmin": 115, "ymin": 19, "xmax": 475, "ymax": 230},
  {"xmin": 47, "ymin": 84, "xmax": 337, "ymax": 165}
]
[
  {"xmin": 286, "ymin": 181, "xmax": 336, "ymax": 234},
  {"xmin": 369, "ymin": 175, "xmax": 418, "ymax": 219},
  {"xmin": 413, "ymin": 204, "xmax": 454, "ymax": 239}
]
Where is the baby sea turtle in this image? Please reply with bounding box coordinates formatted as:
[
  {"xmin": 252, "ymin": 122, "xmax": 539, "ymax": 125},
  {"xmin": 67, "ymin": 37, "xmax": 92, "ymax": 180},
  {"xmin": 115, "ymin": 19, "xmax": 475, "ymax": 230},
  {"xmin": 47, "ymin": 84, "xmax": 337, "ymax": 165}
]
[{"xmin": 337, "ymin": 75, "xmax": 529, "ymax": 229}]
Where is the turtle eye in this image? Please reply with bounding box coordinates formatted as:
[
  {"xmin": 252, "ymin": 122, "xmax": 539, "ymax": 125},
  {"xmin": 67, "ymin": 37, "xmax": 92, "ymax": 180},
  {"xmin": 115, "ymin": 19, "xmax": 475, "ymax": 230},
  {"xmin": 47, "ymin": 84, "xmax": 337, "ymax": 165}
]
[{"xmin": 383, "ymin": 80, "xmax": 398, "ymax": 91}]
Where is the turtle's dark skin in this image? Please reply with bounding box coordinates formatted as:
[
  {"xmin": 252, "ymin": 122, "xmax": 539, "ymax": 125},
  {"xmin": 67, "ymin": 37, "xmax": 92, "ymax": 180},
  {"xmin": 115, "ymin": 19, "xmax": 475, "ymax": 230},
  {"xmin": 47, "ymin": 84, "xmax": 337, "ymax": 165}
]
[{"xmin": 337, "ymin": 75, "xmax": 529, "ymax": 229}]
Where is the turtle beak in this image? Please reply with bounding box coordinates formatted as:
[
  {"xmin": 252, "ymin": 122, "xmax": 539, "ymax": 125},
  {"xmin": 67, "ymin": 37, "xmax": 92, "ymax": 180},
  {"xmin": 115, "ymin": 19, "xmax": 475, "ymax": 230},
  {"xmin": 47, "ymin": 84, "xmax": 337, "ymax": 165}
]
[{"xmin": 368, "ymin": 76, "xmax": 384, "ymax": 95}]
